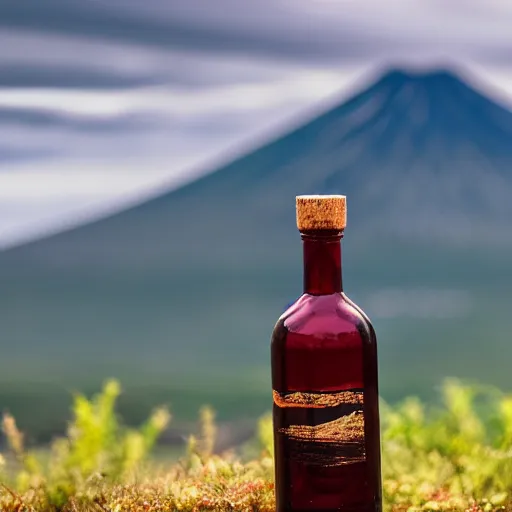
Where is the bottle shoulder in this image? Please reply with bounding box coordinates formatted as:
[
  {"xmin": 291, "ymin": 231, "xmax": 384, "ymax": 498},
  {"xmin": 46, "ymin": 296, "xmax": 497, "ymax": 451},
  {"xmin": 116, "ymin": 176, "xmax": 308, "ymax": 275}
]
[{"xmin": 271, "ymin": 292, "xmax": 375, "ymax": 343}]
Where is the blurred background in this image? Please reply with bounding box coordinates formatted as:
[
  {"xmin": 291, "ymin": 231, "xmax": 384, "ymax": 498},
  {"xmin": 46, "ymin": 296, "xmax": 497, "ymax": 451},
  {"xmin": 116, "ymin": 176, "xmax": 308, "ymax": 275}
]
[{"xmin": 0, "ymin": 0, "xmax": 512, "ymax": 450}]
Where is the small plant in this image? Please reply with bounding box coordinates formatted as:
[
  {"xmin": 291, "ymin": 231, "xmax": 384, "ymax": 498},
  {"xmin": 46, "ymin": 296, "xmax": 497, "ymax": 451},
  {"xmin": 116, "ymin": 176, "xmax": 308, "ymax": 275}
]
[
  {"xmin": 379, "ymin": 379, "xmax": 512, "ymax": 509},
  {"xmin": 1, "ymin": 379, "xmax": 170, "ymax": 509}
]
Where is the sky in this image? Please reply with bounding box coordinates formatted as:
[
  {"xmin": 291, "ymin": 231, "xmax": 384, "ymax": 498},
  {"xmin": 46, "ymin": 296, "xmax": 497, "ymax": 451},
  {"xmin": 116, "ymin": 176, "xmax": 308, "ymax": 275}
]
[{"xmin": 1, "ymin": 0, "xmax": 512, "ymax": 247}]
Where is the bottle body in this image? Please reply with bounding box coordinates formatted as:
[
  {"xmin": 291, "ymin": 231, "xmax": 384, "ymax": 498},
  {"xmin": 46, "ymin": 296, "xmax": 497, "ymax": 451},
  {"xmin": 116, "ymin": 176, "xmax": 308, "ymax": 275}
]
[{"xmin": 271, "ymin": 292, "xmax": 382, "ymax": 512}]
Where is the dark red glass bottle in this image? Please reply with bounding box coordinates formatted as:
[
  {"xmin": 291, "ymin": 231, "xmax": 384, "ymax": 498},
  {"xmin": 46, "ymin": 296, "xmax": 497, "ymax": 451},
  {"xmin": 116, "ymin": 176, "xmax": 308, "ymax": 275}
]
[{"xmin": 271, "ymin": 195, "xmax": 382, "ymax": 512}]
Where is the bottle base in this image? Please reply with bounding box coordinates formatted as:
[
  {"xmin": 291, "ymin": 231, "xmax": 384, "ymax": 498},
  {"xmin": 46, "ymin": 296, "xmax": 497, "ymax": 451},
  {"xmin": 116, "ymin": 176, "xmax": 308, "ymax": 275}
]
[{"xmin": 277, "ymin": 505, "xmax": 381, "ymax": 512}]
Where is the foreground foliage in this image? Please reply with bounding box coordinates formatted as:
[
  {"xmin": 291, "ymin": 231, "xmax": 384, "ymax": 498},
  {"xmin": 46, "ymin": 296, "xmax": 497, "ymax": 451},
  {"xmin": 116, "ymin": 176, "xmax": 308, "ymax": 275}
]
[{"xmin": 1, "ymin": 379, "xmax": 512, "ymax": 511}]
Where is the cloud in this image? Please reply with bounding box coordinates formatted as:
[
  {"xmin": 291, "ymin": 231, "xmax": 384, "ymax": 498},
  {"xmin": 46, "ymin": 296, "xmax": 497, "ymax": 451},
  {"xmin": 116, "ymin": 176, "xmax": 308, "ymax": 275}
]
[
  {"xmin": 0, "ymin": 69, "xmax": 357, "ymax": 115},
  {"xmin": 0, "ymin": 146, "xmax": 53, "ymax": 163},
  {"xmin": 0, "ymin": 65, "xmax": 368, "ymax": 169},
  {"xmin": 0, "ymin": 64, "xmax": 163, "ymax": 90},
  {"xmin": 0, "ymin": 106, "xmax": 165, "ymax": 134},
  {"xmin": 1, "ymin": 0, "xmax": 511, "ymax": 66},
  {"xmin": 0, "ymin": 1, "xmax": 379, "ymax": 63},
  {"xmin": 1, "ymin": 27, "xmax": 365, "ymax": 94}
]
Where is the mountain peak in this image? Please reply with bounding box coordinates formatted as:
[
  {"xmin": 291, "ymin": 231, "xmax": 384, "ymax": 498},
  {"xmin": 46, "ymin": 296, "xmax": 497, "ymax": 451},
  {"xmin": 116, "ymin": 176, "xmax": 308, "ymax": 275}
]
[
  {"xmin": 378, "ymin": 67, "xmax": 463, "ymax": 87},
  {"xmin": 359, "ymin": 65, "xmax": 510, "ymax": 137}
]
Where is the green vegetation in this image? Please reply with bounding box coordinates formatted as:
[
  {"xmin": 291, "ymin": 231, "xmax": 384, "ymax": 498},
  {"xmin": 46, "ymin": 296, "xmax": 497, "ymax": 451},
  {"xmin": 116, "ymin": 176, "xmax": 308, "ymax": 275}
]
[{"xmin": 1, "ymin": 379, "xmax": 512, "ymax": 511}]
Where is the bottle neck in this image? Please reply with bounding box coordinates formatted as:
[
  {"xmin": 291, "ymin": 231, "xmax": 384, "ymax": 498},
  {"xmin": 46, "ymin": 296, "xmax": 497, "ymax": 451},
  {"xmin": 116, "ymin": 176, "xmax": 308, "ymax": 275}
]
[{"xmin": 301, "ymin": 230, "xmax": 343, "ymax": 295}]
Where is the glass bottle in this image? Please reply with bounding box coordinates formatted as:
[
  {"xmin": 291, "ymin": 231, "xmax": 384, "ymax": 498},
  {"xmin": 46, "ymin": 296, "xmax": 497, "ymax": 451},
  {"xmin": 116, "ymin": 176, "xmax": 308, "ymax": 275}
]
[{"xmin": 271, "ymin": 195, "xmax": 382, "ymax": 512}]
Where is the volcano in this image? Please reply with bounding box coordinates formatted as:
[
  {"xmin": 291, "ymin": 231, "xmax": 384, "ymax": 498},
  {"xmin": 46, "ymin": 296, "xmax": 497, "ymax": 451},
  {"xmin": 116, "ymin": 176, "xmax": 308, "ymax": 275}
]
[{"xmin": 1, "ymin": 68, "xmax": 512, "ymax": 440}]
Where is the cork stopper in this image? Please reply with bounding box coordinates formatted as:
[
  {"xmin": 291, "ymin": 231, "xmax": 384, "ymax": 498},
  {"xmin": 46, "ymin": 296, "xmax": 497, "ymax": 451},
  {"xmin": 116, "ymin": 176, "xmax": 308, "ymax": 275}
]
[{"xmin": 296, "ymin": 195, "xmax": 347, "ymax": 231}]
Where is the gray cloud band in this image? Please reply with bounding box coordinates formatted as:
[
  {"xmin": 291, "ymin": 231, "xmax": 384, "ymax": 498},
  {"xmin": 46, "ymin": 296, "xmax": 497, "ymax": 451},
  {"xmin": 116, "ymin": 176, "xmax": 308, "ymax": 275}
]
[{"xmin": 0, "ymin": 1, "xmax": 454, "ymax": 64}]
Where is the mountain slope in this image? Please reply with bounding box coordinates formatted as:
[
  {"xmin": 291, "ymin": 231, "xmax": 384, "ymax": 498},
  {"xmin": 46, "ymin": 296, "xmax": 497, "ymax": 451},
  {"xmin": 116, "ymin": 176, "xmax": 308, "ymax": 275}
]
[
  {"xmin": 2, "ymin": 69, "xmax": 512, "ymax": 275},
  {"xmin": 1, "ymin": 68, "xmax": 512, "ymax": 440}
]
